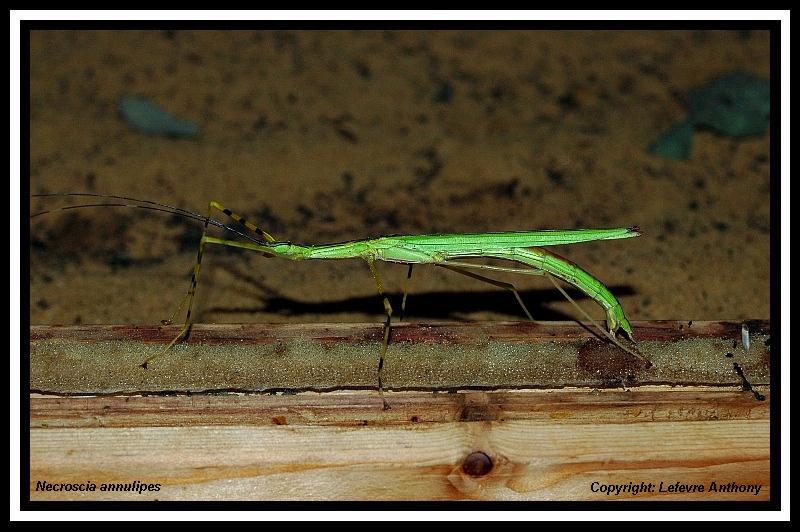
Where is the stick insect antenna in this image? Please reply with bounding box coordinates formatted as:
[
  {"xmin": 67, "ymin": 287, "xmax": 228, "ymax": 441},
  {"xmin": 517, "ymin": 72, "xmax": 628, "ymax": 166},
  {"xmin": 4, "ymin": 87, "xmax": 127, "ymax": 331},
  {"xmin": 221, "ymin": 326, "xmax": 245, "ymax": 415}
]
[{"xmin": 31, "ymin": 193, "xmax": 268, "ymax": 245}]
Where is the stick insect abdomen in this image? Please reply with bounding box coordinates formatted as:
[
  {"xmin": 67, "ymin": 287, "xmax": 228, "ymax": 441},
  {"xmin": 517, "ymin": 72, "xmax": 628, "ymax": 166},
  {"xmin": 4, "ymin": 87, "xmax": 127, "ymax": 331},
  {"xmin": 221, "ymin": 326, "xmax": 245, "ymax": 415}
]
[
  {"xmin": 391, "ymin": 227, "xmax": 640, "ymax": 250},
  {"xmin": 440, "ymin": 246, "xmax": 634, "ymax": 338},
  {"xmin": 513, "ymin": 247, "xmax": 633, "ymax": 337}
]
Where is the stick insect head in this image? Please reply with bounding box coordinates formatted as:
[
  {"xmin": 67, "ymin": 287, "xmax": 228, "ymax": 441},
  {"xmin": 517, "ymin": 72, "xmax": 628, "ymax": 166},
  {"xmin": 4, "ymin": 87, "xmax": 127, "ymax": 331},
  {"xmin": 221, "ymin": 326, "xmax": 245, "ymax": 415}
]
[{"xmin": 262, "ymin": 241, "xmax": 303, "ymax": 259}]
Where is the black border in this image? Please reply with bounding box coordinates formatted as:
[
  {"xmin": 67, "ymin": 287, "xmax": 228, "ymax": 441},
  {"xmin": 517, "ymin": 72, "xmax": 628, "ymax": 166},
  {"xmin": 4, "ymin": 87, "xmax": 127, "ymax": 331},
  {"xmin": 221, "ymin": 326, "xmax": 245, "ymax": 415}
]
[{"xmin": 19, "ymin": 17, "xmax": 782, "ymax": 513}]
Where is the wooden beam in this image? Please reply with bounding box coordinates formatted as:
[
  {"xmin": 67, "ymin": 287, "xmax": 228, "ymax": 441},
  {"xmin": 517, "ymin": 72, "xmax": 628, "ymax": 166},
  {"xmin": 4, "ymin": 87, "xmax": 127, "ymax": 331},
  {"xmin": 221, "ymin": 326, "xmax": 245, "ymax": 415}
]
[
  {"xmin": 30, "ymin": 320, "xmax": 770, "ymax": 394},
  {"xmin": 30, "ymin": 388, "xmax": 770, "ymax": 501}
]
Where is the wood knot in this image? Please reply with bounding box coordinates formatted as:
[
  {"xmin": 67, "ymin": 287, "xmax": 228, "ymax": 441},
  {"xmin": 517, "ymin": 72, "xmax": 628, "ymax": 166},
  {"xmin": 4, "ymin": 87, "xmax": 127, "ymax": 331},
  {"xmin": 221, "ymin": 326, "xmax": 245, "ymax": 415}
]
[{"xmin": 462, "ymin": 451, "xmax": 493, "ymax": 477}]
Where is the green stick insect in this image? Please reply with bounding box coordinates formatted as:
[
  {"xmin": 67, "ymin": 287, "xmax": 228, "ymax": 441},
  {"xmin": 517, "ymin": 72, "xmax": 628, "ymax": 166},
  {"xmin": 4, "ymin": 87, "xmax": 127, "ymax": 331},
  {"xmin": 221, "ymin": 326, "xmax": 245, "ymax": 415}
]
[{"xmin": 32, "ymin": 193, "xmax": 649, "ymax": 407}]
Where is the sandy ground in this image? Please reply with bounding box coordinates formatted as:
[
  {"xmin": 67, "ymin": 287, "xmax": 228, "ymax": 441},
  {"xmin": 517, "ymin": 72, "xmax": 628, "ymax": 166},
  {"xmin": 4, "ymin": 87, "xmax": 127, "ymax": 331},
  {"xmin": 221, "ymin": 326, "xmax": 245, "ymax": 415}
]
[{"xmin": 28, "ymin": 29, "xmax": 771, "ymax": 327}]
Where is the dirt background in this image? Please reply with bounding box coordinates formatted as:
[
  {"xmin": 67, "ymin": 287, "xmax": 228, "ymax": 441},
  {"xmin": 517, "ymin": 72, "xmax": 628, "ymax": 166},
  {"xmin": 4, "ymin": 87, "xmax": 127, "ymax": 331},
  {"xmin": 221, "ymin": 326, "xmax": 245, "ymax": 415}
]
[{"xmin": 28, "ymin": 29, "xmax": 771, "ymax": 328}]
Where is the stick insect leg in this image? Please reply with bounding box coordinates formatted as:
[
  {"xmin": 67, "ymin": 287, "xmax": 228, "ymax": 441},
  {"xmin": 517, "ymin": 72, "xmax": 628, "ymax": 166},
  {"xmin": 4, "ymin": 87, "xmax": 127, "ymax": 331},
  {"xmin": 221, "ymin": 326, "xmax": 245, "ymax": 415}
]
[
  {"xmin": 542, "ymin": 272, "xmax": 650, "ymax": 365},
  {"xmin": 208, "ymin": 200, "xmax": 276, "ymax": 243},
  {"xmin": 439, "ymin": 260, "xmax": 547, "ymax": 277},
  {"xmin": 143, "ymin": 234, "xmax": 274, "ymax": 368},
  {"xmin": 145, "ymin": 228, "xmax": 212, "ymax": 368},
  {"xmin": 436, "ymin": 263, "xmax": 534, "ymax": 321},
  {"xmin": 364, "ymin": 258, "xmax": 393, "ymax": 410},
  {"xmin": 438, "ymin": 260, "xmax": 649, "ymax": 365},
  {"xmin": 161, "ymin": 201, "xmax": 276, "ymax": 327},
  {"xmin": 399, "ymin": 264, "xmax": 413, "ymax": 321}
]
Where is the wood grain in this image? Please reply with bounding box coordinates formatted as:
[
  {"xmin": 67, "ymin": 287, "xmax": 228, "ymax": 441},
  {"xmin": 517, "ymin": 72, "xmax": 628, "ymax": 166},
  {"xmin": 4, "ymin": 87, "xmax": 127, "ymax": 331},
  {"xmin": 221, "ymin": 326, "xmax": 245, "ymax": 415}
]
[{"xmin": 29, "ymin": 388, "xmax": 770, "ymax": 502}]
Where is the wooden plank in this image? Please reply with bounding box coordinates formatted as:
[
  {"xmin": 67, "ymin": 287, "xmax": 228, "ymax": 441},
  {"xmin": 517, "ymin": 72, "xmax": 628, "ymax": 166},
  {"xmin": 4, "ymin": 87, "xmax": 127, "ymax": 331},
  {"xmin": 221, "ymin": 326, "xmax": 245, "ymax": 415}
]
[
  {"xmin": 30, "ymin": 388, "xmax": 770, "ymax": 501},
  {"xmin": 27, "ymin": 320, "xmax": 771, "ymax": 502},
  {"xmin": 29, "ymin": 320, "xmax": 770, "ymax": 393}
]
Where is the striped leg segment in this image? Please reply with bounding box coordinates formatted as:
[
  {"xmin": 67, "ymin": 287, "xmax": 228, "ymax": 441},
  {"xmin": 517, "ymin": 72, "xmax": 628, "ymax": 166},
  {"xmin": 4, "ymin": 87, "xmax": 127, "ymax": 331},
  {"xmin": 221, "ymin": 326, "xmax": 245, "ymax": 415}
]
[
  {"xmin": 365, "ymin": 257, "xmax": 394, "ymax": 410},
  {"xmin": 208, "ymin": 200, "xmax": 276, "ymax": 243}
]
